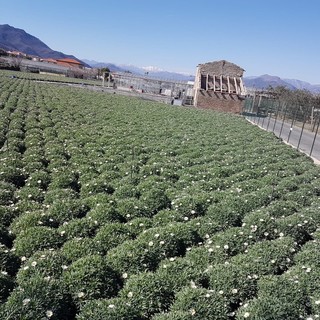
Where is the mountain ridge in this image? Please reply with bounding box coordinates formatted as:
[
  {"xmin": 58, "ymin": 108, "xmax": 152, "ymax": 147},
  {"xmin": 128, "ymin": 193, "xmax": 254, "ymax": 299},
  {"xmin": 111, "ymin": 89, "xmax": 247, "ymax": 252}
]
[
  {"xmin": 83, "ymin": 59, "xmax": 320, "ymax": 93},
  {"xmin": 0, "ymin": 24, "xmax": 88, "ymax": 67},
  {"xmin": 1, "ymin": 24, "xmax": 319, "ymax": 92}
]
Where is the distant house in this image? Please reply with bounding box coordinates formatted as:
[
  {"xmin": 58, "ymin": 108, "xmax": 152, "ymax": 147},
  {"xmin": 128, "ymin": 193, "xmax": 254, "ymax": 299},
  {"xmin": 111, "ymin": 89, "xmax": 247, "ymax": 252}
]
[
  {"xmin": 55, "ymin": 58, "xmax": 84, "ymax": 69},
  {"xmin": 42, "ymin": 58, "xmax": 58, "ymax": 64},
  {"xmin": 193, "ymin": 60, "xmax": 246, "ymax": 113}
]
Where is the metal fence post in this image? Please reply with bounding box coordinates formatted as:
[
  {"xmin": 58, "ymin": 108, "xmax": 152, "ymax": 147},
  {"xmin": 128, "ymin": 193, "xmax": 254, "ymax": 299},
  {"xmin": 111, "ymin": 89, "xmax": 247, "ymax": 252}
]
[{"xmin": 310, "ymin": 116, "xmax": 320, "ymax": 157}]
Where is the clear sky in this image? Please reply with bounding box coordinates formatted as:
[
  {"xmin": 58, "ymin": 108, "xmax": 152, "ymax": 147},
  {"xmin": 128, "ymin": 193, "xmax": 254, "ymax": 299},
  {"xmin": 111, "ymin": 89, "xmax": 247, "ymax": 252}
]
[{"xmin": 1, "ymin": 0, "xmax": 320, "ymax": 84}]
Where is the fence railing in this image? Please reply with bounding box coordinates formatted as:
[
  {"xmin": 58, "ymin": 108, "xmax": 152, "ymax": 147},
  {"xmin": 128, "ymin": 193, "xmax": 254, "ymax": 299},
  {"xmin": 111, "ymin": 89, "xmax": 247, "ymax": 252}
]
[{"xmin": 243, "ymin": 95, "xmax": 320, "ymax": 162}]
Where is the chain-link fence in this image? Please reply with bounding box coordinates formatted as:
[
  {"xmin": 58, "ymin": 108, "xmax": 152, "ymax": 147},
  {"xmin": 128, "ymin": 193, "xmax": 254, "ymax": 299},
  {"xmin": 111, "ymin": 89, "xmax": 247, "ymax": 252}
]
[{"xmin": 243, "ymin": 93, "xmax": 320, "ymax": 161}]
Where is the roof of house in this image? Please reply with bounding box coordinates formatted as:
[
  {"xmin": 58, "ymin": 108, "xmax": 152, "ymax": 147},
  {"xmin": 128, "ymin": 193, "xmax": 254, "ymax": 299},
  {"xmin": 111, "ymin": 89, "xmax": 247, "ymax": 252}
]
[{"xmin": 56, "ymin": 58, "xmax": 82, "ymax": 65}]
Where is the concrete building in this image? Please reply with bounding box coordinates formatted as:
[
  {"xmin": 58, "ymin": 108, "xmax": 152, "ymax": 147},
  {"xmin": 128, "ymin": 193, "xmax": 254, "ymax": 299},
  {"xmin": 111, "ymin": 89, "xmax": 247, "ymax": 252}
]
[{"xmin": 193, "ymin": 60, "xmax": 246, "ymax": 113}]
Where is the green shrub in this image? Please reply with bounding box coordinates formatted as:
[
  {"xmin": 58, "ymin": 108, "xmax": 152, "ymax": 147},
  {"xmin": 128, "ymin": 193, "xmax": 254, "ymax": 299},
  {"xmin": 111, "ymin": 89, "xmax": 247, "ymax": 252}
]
[
  {"xmin": 116, "ymin": 197, "xmax": 148, "ymax": 220},
  {"xmin": 0, "ymin": 165, "xmax": 25, "ymax": 187},
  {"xmin": 63, "ymin": 255, "xmax": 121, "ymax": 304},
  {"xmin": 187, "ymin": 216, "xmax": 224, "ymax": 239},
  {"xmin": 95, "ymin": 223, "xmax": 134, "ymax": 254},
  {"xmin": 86, "ymin": 203, "xmax": 125, "ymax": 225},
  {"xmin": 208, "ymin": 262, "xmax": 258, "ymax": 306},
  {"xmin": 77, "ymin": 297, "xmax": 142, "ymax": 320},
  {"xmin": 107, "ymin": 223, "xmax": 200, "ymax": 275},
  {"xmin": 236, "ymin": 275, "xmax": 309, "ymax": 320},
  {"xmin": 139, "ymin": 187, "xmax": 171, "ymax": 215},
  {"xmin": 15, "ymin": 186, "xmax": 45, "ymax": 202},
  {"xmin": 171, "ymin": 287, "xmax": 229, "ymax": 320},
  {"xmin": 25, "ymin": 170, "xmax": 50, "ymax": 189},
  {"xmin": 13, "ymin": 226, "xmax": 64, "ymax": 257},
  {"xmin": 10, "ymin": 210, "xmax": 58, "ymax": 236},
  {"xmin": 49, "ymin": 170, "xmax": 78, "ymax": 190},
  {"xmin": 0, "ymin": 205, "xmax": 19, "ymax": 226},
  {"xmin": 57, "ymin": 217, "xmax": 98, "ymax": 240},
  {"xmin": 276, "ymin": 213, "xmax": 315, "ymax": 244},
  {"xmin": 209, "ymin": 227, "xmax": 254, "ymax": 257},
  {"xmin": 157, "ymin": 256, "xmax": 207, "ymax": 291},
  {"xmin": 152, "ymin": 311, "xmax": 192, "ymax": 320},
  {"xmin": 1, "ymin": 275, "xmax": 75, "ymax": 320},
  {"xmin": 283, "ymin": 265, "xmax": 320, "ymax": 297},
  {"xmin": 294, "ymin": 240, "xmax": 320, "ymax": 266},
  {"xmin": 16, "ymin": 249, "xmax": 69, "ymax": 285},
  {"xmin": 265, "ymin": 200, "xmax": 300, "ymax": 218},
  {"xmin": 0, "ymin": 245, "xmax": 20, "ymax": 276},
  {"xmin": 113, "ymin": 183, "xmax": 140, "ymax": 199},
  {"xmin": 0, "ymin": 181, "xmax": 16, "ymax": 205},
  {"xmin": 14, "ymin": 199, "xmax": 43, "ymax": 213},
  {"xmin": 61, "ymin": 237, "xmax": 101, "ymax": 262},
  {"xmin": 126, "ymin": 217, "xmax": 154, "ymax": 235},
  {"xmin": 119, "ymin": 271, "xmax": 174, "ymax": 318},
  {"xmin": 231, "ymin": 237, "xmax": 297, "ymax": 276},
  {"xmin": 43, "ymin": 188, "xmax": 79, "ymax": 204},
  {"xmin": 48, "ymin": 199, "xmax": 89, "ymax": 224},
  {"xmin": 170, "ymin": 193, "xmax": 207, "ymax": 218},
  {"xmin": 205, "ymin": 202, "xmax": 243, "ymax": 228},
  {"xmin": 80, "ymin": 178, "xmax": 114, "ymax": 197},
  {"xmin": 242, "ymin": 211, "xmax": 277, "ymax": 241},
  {"xmin": 186, "ymin": 244, "xmax": 228, "ymax": 268}
]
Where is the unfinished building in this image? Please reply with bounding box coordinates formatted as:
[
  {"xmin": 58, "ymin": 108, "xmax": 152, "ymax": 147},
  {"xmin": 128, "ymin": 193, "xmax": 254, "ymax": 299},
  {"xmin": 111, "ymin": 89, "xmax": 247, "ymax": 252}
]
[{"xmin": 193, "ymin": 60, "xmax": 246, "ymax": 113}]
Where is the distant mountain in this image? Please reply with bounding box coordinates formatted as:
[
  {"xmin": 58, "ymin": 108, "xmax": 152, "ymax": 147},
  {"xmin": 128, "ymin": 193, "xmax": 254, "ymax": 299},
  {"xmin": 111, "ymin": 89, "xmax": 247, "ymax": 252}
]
[
  {"xmin": 243, "ymin": 74, "xmax": 320, "ymax": 93},
  {"xmin": 243, "ymin": 74, "xmax": 296, "ymax": 90},
  {"xmin": 0, "ymin": 24, "xmax": 89, "ymax": 67},
  {"xmin": 82, "ymin": 59, "xmax": 195, "ymax": 82}
]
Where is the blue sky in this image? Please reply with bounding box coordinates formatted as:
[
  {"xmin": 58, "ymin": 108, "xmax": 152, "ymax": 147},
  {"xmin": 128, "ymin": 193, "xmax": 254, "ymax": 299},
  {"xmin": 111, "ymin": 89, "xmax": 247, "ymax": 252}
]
[{"xmin": 1, "ymin": 0, "xmax": 320, "ymax": 84}]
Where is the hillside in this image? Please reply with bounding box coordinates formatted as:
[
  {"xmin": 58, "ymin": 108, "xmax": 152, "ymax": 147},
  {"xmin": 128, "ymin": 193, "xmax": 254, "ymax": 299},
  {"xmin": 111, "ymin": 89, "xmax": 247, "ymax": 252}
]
[{"xmin": 0, "ymin": 24, "xmax": 88, "ymax": 66}]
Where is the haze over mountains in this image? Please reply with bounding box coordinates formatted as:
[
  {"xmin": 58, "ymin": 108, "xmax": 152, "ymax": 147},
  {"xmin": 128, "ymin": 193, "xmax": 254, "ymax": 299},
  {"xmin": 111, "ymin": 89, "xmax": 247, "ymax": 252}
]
[{"xmin": 1, "ymin": 24, "xmax": 320, "ymax": 92}]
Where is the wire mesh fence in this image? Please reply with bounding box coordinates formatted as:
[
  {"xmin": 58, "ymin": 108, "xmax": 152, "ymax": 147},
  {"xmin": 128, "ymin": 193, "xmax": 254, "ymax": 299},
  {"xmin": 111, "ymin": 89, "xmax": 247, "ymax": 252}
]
[{"xmin": 243, "ymin": 93, "xmax": 320, "ymax": 161}]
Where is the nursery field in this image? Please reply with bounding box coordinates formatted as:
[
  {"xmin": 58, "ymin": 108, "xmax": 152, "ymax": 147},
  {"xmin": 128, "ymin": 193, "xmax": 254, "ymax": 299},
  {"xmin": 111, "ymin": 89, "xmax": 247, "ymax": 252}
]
[{"xmin": 1, "ymin": 70, "xmax": 320, "ymax": 320}]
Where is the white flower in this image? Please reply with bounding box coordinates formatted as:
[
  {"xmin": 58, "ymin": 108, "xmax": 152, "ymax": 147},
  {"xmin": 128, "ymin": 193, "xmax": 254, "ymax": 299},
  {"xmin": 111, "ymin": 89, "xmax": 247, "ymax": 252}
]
[
  {"xmin": 218, "ymin": 290, "xmax": 224, "ymax": 295},
  {"xmin": 46, "ymin": 310, "xmax": 53, "ymax": 318},
  {"xmin": 244, "ymin": 312, "xmax": 250, "ymax": 318},
  {"xmin": 148, "ymin": 241, "xmax": 154, "ymax": 247},
  {"xmin": 224, "ymin": 245, "xmax": 229, "ymax": 250},
  {"xmin": 31, "ymin": 261, "xmax": 37, "ymax": 267},
  {"xmin": 77, "ymin": 292, "xmax": 85, "ymax": 298},
  {"xmin": 23, "ymin": 298, "xmax": 31, "ymax": 305},
  {"xmin": 108, "ymin": 304, "xmax": 115, "ymax": 308},
  {"xmin": 122, "ymin": 273, "xmax": 128, "ymax": 279},
  {"xmin": 315, "ymin": 300, "xmax": 320, "ymax": 305},
  {"xmin": 154, "ymin": 234, "xmax": 160, "ymax": 238},
  {"xmin": 1, "ymin": 271, "xmax": 8, "ymax": 275},
  {"xmin": 159, "ymin": 241, "xmax": 165, "ymax": 245},
  {"xmin": 127, "ymin": 291, "xmax": 133, "ymax": 298},
  {"xmin": 61, "ymin": 265, "xmax": 68, "ymax": 270},
  {"xmin": 21, "ymin": 256, "xmax": 27, "ymax": 261},
  {"xmin": 232, "ymin": 288, "xmax": 238, "ymax": 294},
  {"xmin": 190, "ymin": 308, "xmax": 196, "ymax": 315}
]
